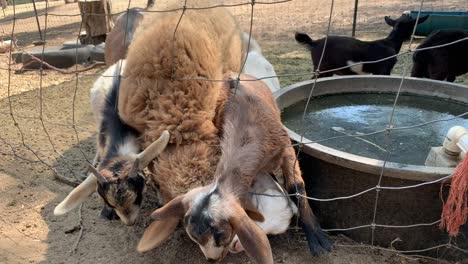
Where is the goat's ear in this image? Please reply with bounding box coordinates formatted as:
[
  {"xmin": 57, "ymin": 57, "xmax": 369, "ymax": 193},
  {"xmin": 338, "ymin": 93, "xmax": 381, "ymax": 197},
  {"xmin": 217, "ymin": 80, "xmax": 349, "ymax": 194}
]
[
  {"xmin": 151, "ymin": 195, "xmax": 186, "ymax": 220},
  {"xmin": 137, "ymin": 130, "xmax": 170, "ymax": 169},
  {"xmin": 138, "ymin": 195, "xmax": 186, "ymax": 253},
  {"xmin": 230, "ymin": 204, "xmax": 273, "ymax": 264},
  {"xmin": 137, "ymin": 218, "xmax": 179, "ymax": 253},
  {"xmin": 54, "ymin": 174, "xmax": 98, "ymax": 215},
  {"xmin": 384, "ymin": 16, "xmax": 396, "ymax": 27},
  {"xmin": 243, "ymin": 199, "xmax": 265, "ymax": 222},
  {"xmin": 417, "ymin": 14, "xmax": 429, "ymax": 24}
]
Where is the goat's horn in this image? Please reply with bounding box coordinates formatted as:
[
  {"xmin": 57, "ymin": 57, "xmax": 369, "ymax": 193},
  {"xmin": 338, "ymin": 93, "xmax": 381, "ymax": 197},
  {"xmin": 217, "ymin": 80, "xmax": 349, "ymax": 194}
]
[
  {"xmin": 88, "ymin": 164, "xmax": 108, "ymax": 184},
  {"xmin": 137, "ymin": 130, "xmax": 170, "ymax": 169},
  {"xmin": 128, "ymin": 158, "xmax": 140, "ymax": 178}
]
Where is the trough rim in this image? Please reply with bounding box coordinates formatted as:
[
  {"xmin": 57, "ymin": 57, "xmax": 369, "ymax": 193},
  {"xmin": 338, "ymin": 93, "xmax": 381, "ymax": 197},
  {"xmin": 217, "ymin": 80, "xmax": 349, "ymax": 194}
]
[{"xmin": 274, "ymin": 75, "xmax": 468, "ymax": 182}]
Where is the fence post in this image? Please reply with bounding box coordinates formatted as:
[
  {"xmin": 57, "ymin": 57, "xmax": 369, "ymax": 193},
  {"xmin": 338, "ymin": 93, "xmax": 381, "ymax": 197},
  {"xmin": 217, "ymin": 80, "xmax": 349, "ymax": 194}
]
[{"xmin": 352, "ymin": 0, "xmax": 359, "ymax": 37}]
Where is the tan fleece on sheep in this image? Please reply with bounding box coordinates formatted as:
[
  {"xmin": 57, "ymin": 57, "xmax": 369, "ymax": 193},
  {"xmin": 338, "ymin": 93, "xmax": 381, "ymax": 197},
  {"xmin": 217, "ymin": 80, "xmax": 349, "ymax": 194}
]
[{"xmin": 118, "ymin": 1, "xmax": 243, "ymax": 201}]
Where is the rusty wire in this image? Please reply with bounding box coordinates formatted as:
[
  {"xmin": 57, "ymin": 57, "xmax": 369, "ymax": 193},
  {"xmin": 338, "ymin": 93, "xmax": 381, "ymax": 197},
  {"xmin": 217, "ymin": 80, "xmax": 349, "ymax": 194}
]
[{"xmin": 1, "ymin": 0, "xmax": 467, "ymax": 259}]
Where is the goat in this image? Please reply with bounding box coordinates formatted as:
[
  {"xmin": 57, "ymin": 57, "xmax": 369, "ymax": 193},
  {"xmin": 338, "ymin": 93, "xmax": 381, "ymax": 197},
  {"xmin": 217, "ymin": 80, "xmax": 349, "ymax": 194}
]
[
  {"xmin": 105, "ymin": 8, "xmax": 146, "ymax": 65},
  {"xmin": 241, "ymin": 32, "xmax": 281, "ymax": 93},
  {"xmin": 411, "ymin": 29, "xmax": 468, "ymax": 82},
  {"xmin": 54, "ymin": 61, "xmax": 170, "ymax": 225},
  {"xmin": 138, "ymin": 73, "xmax": 332, "ymax": 263},
  {"xmin": 295, "ymin": 13, "xmax": 429, "ymax": 77}
]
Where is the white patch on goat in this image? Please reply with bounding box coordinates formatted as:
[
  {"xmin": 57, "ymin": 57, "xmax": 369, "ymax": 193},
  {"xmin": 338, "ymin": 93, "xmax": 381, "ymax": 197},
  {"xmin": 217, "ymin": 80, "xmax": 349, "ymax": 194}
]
[
  {"xmin": 250, "ymin": 173, "xmax": 297, "ymax": 234},
  {"xmin": 117, "ymin": 136, "xmax": 139, "ymax": 157},
  {"xmin": 229, "ymin": 173, "xmax": 297, "ymax": 253},
  {"xmin": 199, "ymin": 237, "xmax": 225, "ymax": 261},
  {"xmin": 347, "ymin": 60, "xmax": 367, "ymax": 75}
]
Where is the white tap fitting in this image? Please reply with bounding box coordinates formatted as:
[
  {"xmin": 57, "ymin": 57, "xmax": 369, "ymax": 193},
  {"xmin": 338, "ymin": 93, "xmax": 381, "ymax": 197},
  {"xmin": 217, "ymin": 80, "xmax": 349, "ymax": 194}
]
[{"xmin": 443, "ymin": 126, "xmax": 468, "ymax": 156}]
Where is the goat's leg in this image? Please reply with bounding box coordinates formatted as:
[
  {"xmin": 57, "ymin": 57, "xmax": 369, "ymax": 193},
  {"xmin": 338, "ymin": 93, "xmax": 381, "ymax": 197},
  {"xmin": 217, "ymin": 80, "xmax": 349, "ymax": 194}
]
[
  {"xmin": 281, "ymin": 146, "xmax": 332, "ymax": 255},
  {"xmin": 428, "ymin": 57, "xmax": 449, "ymax": 81},
  {"xmin": 317, "ymin": 71, "xmax": 333, "ymax": 78},
  {"xmin": 411, "ymin": 62, "xmax": 428, "ymax": 78},
  {"xmin": 428, "ymin": 70, "xmax": 448, "ymax": 81},
  {"xmin": 447, "ymin": 75, "xmax": 456, "ymax": 82}
]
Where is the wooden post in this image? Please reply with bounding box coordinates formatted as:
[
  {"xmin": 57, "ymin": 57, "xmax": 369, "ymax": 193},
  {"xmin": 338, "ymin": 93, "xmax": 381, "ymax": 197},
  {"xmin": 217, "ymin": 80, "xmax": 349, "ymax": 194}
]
[
  {"xmin": 1, "ymin": 0, "xmax": 7, "ymax": 10},
  {"xmin": 78, "ymin": 0, "xmax": 113, "ymax": 45}
]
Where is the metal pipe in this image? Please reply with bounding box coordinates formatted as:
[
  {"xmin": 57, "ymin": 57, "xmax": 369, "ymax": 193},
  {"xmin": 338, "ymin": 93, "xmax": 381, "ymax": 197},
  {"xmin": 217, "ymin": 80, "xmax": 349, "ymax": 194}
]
[
  {"xmin": 352, "ymin": 0, "xmax": 359, "ymax": 37},
  {"xmin": 31, "ymin": 0, "xmax": 43, "ymax": 41}
]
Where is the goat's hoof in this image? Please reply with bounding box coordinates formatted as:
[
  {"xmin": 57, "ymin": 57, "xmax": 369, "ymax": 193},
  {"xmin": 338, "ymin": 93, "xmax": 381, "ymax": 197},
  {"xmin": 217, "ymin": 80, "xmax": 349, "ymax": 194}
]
[
  {"xmin": 100, "ymin": 206, "xmax": 120, "ymax": 220},
  {"xmin": 305, "ymin": 227, "xmax": 333, "ymax": 256}
]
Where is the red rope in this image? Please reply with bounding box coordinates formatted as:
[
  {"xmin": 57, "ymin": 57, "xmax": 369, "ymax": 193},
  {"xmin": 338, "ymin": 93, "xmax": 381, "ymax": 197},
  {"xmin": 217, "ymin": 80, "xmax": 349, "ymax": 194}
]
[{"xmin": 440, "ymin": 153, "xmax": 468, "ymax": 236}]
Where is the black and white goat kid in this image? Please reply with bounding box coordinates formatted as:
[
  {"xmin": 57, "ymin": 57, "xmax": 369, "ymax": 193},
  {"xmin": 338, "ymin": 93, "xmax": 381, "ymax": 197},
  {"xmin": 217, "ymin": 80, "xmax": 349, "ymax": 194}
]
[
  {"xmin": 54, "ymin": 60, "xmax": 170, "ymax": 225},
  {"xmin": 295, "ymin": 13, "xmax": 429, "ymax": 77}
]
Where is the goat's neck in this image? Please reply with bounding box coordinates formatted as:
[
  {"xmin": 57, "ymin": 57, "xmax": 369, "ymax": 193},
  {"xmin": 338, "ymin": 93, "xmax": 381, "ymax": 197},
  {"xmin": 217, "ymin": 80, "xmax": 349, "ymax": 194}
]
[
  {"xmin": 216, "ymin": 170, "xmax": 254, "ymax": 199},
  {"xmin": 100, "ymin": 136, "xmax": 138, "ymax": 168},
  {"xmin": 384, "ymin": 30, "xmax": 406, "ymax": 53}
]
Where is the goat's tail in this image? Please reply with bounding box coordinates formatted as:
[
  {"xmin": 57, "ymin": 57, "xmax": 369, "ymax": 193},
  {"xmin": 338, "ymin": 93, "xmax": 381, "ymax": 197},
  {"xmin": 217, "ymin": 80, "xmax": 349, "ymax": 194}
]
[{"xmin": 294, "ymin": 32, "xmax": 317, "ymax": 48}]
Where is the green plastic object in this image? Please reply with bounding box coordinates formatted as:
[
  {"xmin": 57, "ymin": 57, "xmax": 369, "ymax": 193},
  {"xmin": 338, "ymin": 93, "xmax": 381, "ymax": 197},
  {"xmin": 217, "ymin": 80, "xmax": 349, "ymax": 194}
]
[{"xmin": 410, "ymin": 11, "xmax": 468, "ymax": 36}]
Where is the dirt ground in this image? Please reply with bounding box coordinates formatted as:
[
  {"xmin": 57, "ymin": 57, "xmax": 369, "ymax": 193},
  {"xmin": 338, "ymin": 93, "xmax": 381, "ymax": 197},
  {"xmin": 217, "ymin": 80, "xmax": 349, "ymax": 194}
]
[{"xmin": 1, "ymin": 0, "xmax": 467, "ymax": 263}]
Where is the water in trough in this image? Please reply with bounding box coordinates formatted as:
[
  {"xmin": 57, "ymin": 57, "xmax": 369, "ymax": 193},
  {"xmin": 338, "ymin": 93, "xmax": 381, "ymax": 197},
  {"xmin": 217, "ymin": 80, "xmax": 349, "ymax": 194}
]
[{"xmin": 281, "ymin": 93, "xmax": 468, "ymax": 165}]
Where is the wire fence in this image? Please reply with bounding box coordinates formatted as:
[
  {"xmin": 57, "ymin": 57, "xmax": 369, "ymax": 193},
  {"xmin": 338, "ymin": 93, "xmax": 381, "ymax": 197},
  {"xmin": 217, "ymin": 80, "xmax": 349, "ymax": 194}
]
[{"xmin": 0, "ymin": 0, "xmax": 467, "ymax": 262}]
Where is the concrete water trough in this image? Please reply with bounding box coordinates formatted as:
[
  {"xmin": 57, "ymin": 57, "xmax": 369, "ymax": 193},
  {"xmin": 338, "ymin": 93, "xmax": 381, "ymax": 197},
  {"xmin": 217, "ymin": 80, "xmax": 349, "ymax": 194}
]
[{"xmin": 275, "ymin": 76, "xmax": 468, "ymax": 259}]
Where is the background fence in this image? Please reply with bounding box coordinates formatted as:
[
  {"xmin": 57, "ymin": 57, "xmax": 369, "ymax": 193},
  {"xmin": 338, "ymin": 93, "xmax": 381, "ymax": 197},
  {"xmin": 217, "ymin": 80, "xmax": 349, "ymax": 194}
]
[{"xmin": 0, "ymin": 0, "xmax": 467, "ymax": 263}]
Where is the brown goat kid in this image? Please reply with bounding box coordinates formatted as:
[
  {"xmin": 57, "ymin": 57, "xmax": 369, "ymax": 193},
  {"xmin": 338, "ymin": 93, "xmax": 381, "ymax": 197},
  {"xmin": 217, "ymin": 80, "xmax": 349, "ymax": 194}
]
[{"xmin": 139, "ymin": 73, "xmax": 332, "ymax": 263}]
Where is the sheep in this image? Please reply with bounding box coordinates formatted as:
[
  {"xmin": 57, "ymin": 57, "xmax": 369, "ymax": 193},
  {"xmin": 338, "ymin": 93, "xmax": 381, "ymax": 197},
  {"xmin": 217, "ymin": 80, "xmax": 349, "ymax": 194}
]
[
  {"xmin": 117, "ymin": 0, "xmax": 244, "ymax": 200},
  {"xmin": 103, "ymin": 0, "xmax": 243, "ymax": 235},
  {"xmin": 295, "ymin": 13, "xmax": 429, "ymax": 77},
  {"xmin": 53, "ymin": 60, "xmax": 170, "ymax": 225},
  {"xmin": 138, "ymin": 73, "xmax": 332, "ymax": 263},
  {"xmin": 105, "ymin": 8, "xmax": 146, "ymax": 65},
  {"xmin": 411, "ymin": 29, "xmax": 468, "ymax": 82},
  {"xmin": 103, "ymin": 1, "xmax": 190, "ymax": 65},
  {"xmin": 241, "ymin": 32, "xmax": 281, "ymax": 93}
]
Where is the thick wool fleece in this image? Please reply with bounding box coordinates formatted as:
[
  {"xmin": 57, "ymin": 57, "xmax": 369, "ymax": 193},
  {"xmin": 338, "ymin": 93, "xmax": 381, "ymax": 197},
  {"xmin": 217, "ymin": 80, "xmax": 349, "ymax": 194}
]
[{"xmin": 118, "ymin": 2, "xmax": 243, "ymax": 201}]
